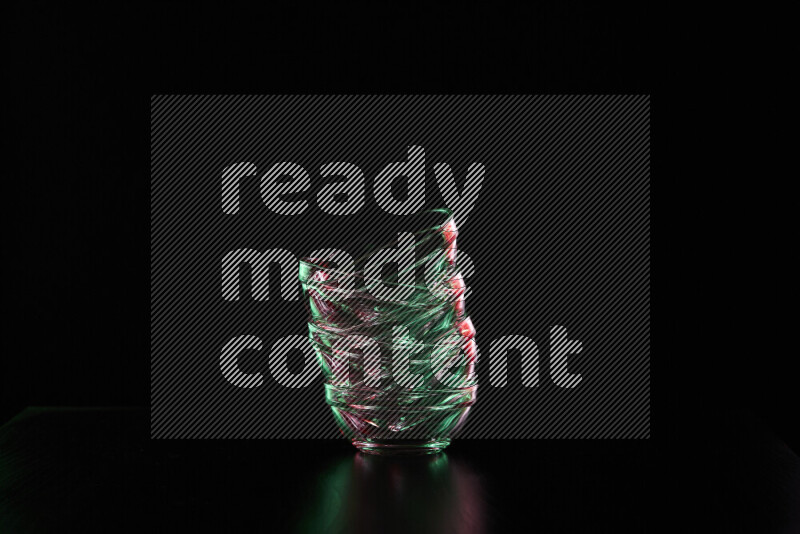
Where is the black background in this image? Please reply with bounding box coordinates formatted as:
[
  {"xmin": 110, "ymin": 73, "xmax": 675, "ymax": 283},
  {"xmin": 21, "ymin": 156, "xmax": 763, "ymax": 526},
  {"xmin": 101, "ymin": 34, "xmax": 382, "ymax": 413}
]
[
  {"xmin": 5, "ymin": 3, "xmax": 799, "ymax": 533},
  {"xmin": 6, "ymin": 2, "xmax": 656, "ymax": 430}
]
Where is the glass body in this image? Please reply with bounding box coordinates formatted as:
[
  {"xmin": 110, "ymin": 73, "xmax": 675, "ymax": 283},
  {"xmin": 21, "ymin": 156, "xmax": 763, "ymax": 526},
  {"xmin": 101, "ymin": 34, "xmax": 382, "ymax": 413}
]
[{"xmin": 299, "ymin": 210, "xmax": 477, "ymax": 455}]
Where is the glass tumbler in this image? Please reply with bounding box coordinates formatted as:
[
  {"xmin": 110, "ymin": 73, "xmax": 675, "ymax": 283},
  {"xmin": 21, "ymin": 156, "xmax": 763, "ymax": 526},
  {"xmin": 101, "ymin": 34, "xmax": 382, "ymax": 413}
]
[{"xmin": 299, "ymin": 210, "xmax": 477, "ymax": 455}]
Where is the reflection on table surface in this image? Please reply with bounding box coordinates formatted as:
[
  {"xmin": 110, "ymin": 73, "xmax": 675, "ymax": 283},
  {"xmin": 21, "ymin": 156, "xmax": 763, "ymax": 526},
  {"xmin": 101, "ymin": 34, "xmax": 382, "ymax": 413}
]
[{"xmin": 297, "ymin": 452, "xmax": 485, "ymax": 534}]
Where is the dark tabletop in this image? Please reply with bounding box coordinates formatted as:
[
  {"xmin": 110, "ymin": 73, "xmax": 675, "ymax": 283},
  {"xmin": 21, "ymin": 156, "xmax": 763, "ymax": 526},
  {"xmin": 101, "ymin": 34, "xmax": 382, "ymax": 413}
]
[{"xmin": 0, "ymin": 408, "xmax": 797, "ymax": 533}]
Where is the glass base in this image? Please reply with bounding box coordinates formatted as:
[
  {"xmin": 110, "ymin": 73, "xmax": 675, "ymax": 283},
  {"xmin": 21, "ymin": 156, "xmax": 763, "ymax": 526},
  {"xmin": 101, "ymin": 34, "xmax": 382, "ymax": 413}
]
[{"xmin": 352, "ymin": 438, "xmax": 451, "ymax": 456}]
